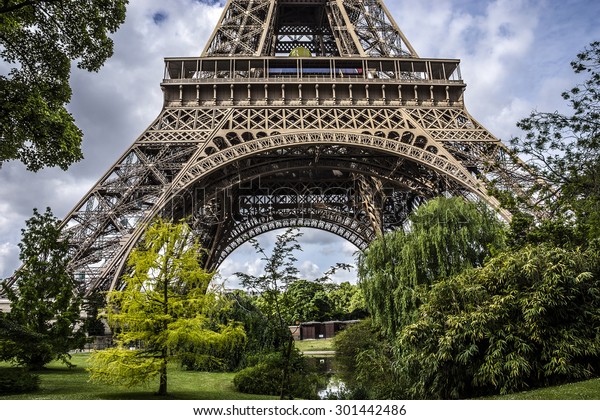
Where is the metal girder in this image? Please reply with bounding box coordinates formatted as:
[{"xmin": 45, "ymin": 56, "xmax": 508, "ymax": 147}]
[{"xmin": 204, "ymin": 0, "xmax": 415, "ymax": 57}]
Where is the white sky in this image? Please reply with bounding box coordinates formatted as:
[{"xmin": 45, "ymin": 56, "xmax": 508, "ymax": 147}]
[{"xmin": 1, "ymin": 0, "xmax": 599, "ymax": 287}]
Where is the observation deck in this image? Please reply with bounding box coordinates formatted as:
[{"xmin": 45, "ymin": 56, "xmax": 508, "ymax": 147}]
[{"xmin": 161, "ymin": 56, "xmax": 465, "ymax": 107}]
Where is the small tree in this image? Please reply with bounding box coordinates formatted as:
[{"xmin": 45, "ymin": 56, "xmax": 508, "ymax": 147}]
[
  {"xmin": 234, "ymin": 229, "xmax": 305, "ymax": 399},
  {"xmin": 0, "ymin": 207, "xmax": 85, "ymax": 369},
  {"xmin": 234, "ymin": 228, "xmax": 350, "ymax": 398},
  {"xmin": 236, "ymin": 229, "xmax": 351, "ymax": 330},
  {"xmin": 88, "ymin": 219, "xmax": 245, "ymax": 396},
  {"xmin": 236, "ymin": 229, "xmax": 303, "ymax": 340}
]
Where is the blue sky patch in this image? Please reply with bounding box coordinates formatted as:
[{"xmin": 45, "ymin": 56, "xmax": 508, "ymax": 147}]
[{"xmin": 152, "ymin": 11, "xmax": 168, "ymax": 25}]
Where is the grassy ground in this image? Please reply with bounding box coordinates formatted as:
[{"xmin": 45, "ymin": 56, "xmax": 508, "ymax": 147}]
[
  {"xmin": 294, "ymin": 338, "xmax": 334, "ymax": 353},
  {"xmin": 488, "ymin": 378, "xmax": 600, "ymax": 400},
  {"xmin": 0, "ymin": 353, "xmax": 275, "ymax": 400},
  {"xmin": 2, "ymin": 351, "xmax": 599, "ymax": 400}
]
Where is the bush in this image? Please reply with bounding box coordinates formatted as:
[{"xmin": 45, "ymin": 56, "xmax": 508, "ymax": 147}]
[
  {"xmin": 332, "ymin": 319, "xmax": 395, "ymax": 399},
  {"xmin": 0, "ymin": 368, "xmax": 40, "ymax": 395},
  {"xmin": 395, "ymin": 244, "xmax": 600, "ymax": 399},
  {"xmin": 233, "ymin": 349, "xmax": 325, "ymax": 399}
]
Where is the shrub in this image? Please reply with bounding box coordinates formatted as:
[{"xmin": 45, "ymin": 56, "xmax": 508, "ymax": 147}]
[
  {"xmin": 0, "ymin": 368, "xmax": 40, "ymax": 395},
  {"xmin": 332, "ymin": 319, "xmax": 395, "ymax": 399},
  {"xmin": 395, "ymin": 243, "xmax": 600, "ymax": 399},
  {"xmin": 233, "ymin": 349, "xmax": 325, "ymax": 399}
]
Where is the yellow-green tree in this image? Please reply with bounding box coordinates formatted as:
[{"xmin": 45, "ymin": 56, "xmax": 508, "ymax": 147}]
[{"xmin": 88, "ymin": 219, "xmax": 245, "ymax": 396}]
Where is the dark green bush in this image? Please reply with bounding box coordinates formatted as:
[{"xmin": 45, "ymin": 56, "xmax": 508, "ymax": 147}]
[
  {"xmin": 233, "ymin": 349, "xmax": 325, "ymax": 399},
  {"xmin": 0, "ymin": 368, "xmax": 40, "ymax": 395},
  {"xmin": 395, "ymin": 243, "xmax": 600, "ymax": 399},
  {"xmin": 333, "ymin": 319, "xmax": 395, "ymax": 398}
]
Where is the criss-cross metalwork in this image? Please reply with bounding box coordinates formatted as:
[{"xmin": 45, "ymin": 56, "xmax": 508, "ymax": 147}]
[{"xmin": 4, "ymin": 0, "xmax": 538, "ymax": 294}]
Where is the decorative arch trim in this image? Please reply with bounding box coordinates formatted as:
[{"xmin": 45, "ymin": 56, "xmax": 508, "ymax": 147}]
[
  {"xmin": 177, "ymin": 131, "xmax": 487, "ymax": 200},
  {"xmin": 213, "ymin": 218, "xmax": 369, "ymax": 270}
]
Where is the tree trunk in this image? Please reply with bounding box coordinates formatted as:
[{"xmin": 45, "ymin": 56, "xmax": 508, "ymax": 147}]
[
  {"xmin": 157, "ymin": 352, "xmax": 168, "ymax": 396},
  {"xmin": 279, "ymin": 333, "xmax": 294, "ymax": 399},
  {"xmin": 158, "ymin": 263, "xmax": 169, "ymax": 396}
]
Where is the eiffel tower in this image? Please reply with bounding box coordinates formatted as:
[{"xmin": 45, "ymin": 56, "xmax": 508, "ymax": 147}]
[{"xmin": 8, "ymin": 0, "xmax": 536, "ymax": 294}]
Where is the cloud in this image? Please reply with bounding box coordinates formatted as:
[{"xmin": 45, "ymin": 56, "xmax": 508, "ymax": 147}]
[
  {"xmin": 299, "ymin": 260, "xmax": 321, "ymax": 280},
  {"xmin": 0, "ymin": 242, "xmax": 19, "ymax": 280},
  {"xmin": 389, "ymin": 0, "xmax": 600, "ymax": 143},
  {"xmin": 218, "ymin": 250, "xmax": 266, "ymax": 289},
  {"xmin": 0, "ymin": 201, "xmax": 20, "ymax": 238}
]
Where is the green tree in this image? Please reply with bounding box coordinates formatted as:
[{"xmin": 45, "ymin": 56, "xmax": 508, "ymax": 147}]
[
  {"xmin": 0, "ymin": 0, "xmax": 128, "ymax": 171},
  {"xmin": 282, "ymin": 280, "xmax": 333, "ymax": 323},
  {"xmin": 237, "ymin": 229, "xmax": 303, "ymax": 335},
  {"xmin": 511, "ymin": 41, "xmax": 600, "ymax": 242},
  {"xmin": 88, "ymin": 219, "xmax": 245, "ymax": 396},
  {"xmin": 358, "ymin": 196, "xmax": 506, "ymax": 337},
  {"xmin": 0, "ymin": 207, "xmax": 85, "ymax": 369},
  {"xmin": 234, "ymin": 228, "xmax": 305, "ymax": 399},
  {"xmin": 327, "ymin": 281, "xmax": 367, "ymax": 320}
]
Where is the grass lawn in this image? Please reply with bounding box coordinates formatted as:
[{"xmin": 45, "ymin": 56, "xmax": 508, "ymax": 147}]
[
  {"xmin": 3, "ymin": 351, "xmax": 599, "ymax": 400},
  {"xmin": 294, "ymin": 338, "xmax": 334, "ymax": 353},
  {"xmin": 0, "ymin": 353, "xmax": 276, "ymax": 400},
  {"xmin": 488, "ymin": 377, "xmax": 600, "ymax": 400}
]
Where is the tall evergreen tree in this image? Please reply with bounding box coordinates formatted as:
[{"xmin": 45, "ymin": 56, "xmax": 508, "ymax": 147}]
[{"xmin": 0, "ymin": 207, "xmax": 85, "ymax": 369}]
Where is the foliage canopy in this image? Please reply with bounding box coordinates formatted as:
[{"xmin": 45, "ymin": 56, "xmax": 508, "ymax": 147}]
[
  {"xmin": 511, "ymin": 41, "xmax": 600, "ymax": 242},
  {"xmin": 358, "ymin": 196, "xmax": 506, "ymax": 336},
  {"xmin": 395, "ymin": 243, "xmax": 600, "ymax": 399},
  {"xmin": 0, "ymin": 0, "xmax": 128, "ymax": 170}
]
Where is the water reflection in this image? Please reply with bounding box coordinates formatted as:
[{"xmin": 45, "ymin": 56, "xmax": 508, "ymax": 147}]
[
  {"xmin": 305, "ymin": 356, "xmax": 348, "ymax": 399},
  {"xmin": 319, "ymin": 376, "xmax": 349, "ymax": 399}
]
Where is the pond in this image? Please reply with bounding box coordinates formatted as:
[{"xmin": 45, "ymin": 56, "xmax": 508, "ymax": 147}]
[{"xmin": 305, "ymin": 356, "xmax": 348, "ymax": 399}]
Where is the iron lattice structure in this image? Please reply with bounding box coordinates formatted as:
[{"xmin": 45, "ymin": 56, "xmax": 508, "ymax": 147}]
[{"xmin": 6, "ymin": 0, "xmax": 538, "ymax": 294}]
